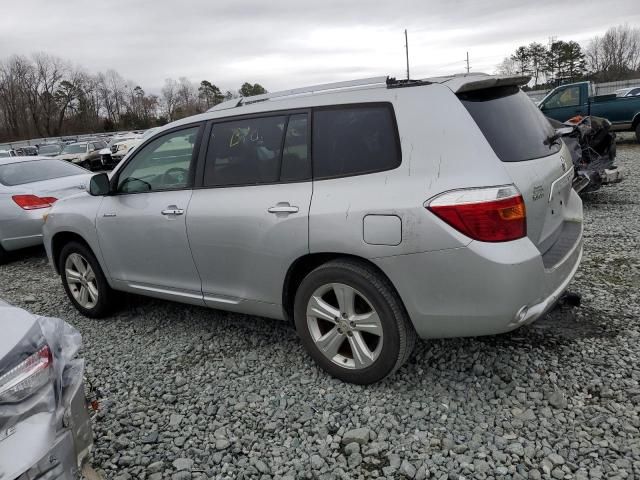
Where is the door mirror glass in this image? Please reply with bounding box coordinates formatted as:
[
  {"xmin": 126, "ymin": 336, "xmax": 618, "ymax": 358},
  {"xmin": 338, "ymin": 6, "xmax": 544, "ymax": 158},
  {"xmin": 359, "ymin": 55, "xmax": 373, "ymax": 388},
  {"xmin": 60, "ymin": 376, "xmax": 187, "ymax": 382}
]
[{"xmin": 89, "ymin": 172, "xmax": 110, "ymax": 196}]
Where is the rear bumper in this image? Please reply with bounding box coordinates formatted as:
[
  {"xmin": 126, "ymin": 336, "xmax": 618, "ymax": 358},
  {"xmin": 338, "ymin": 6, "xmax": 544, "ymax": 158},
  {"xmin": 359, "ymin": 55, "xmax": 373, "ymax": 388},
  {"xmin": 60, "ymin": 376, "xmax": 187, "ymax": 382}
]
[
  {"xmin": 374, "ymin": 223, "xmax": 583, "ymax": 339},
  {"xmin": 0, "ymin": 209, "xmax": 49, "ymax": 251},
  {"xmin": 6, "ymin": 361, "xmax": 93, "ymax": 480}
]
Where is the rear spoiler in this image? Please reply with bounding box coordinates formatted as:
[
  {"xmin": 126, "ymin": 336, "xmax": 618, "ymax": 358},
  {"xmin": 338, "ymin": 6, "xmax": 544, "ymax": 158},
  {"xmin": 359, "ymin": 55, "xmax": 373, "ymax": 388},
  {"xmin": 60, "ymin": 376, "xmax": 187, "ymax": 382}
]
[
  {"xmin": 426, "ymin": 74, "xmax": 531, "ymax": 94},
  {"xmin": 454, "ymin": 75, "xmax": 531, "ymax": 94}
]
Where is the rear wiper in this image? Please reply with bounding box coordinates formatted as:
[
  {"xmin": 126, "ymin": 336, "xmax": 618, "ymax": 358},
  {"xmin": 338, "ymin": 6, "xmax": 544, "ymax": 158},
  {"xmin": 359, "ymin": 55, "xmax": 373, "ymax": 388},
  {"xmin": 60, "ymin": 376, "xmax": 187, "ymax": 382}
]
[{"xmin": 544, "ymin": 132, "xmax": 562, "ymax": 148}]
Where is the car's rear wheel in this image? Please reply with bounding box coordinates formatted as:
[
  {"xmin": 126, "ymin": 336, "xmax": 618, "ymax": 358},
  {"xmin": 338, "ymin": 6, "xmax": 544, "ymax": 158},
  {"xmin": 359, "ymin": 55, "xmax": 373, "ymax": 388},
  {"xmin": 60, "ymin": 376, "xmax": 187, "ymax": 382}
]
[
  {"xmin": 294, "ymin": 259, "xmax": 416, "ymax": 384},
  {"xmin": 59, "ymin": 241, "xmax": 114, "ymax": 318},
  {"xmin": 635, "ymin": 123, "xmax": 640, "ymax": 144}
]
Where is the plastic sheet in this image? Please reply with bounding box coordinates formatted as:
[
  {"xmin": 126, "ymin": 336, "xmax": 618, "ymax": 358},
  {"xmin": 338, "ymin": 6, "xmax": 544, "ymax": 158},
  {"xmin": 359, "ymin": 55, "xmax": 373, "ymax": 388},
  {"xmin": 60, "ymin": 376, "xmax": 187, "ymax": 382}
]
[{"xmin": 0, "ymin": 299, "xmax": 84, "ymax": 479}]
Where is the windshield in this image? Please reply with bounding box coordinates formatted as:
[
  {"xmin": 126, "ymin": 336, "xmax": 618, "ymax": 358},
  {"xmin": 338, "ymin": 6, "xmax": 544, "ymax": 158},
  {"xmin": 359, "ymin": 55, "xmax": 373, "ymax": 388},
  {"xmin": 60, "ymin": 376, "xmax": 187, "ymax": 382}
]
[
  {"xmin": 62, "ymin": 143, "xmax": 87, "ymax": 154},
  {"xmin": 0, "ymin": 159, "xmax": 85, "ymax": 186},
  {"xmin": 459, "ymin": 86, "xmax": 561, "ymax": 162},
  {"xmin": 38, "ymin": 144, "xmax": 62, "ymax": 154},
  {"xmin": 107, "ymin": 137, "xmax": 134, "ymax": 147}
]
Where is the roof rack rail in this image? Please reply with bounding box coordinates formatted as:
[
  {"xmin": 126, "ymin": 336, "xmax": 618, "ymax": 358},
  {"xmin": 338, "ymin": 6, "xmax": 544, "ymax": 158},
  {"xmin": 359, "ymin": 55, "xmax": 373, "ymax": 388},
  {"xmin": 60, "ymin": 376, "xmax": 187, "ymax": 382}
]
[
  {"xmin": 208, "ymin": 76, "xmax": 388, "ymax": 112},
  {"xmin": 385, "ymin": 77, "xmax": 433, "ymax": 89}
]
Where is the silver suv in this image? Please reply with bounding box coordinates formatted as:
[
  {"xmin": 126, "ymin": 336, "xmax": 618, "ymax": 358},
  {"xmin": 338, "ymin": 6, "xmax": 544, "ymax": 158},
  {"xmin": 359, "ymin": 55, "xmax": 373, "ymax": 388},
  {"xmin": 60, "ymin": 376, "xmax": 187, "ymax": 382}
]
[{"xmin": 43, "ymin": 74, "xmax": 583, "ymax": 384}]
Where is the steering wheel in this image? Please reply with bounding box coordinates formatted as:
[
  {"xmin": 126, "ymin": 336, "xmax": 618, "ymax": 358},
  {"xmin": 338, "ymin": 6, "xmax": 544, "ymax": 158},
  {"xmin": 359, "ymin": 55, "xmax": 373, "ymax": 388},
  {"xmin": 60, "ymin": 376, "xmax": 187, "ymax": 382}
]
[{"xmin": 163, "ymin": 167, "xmax": 189, "ymax": 185}]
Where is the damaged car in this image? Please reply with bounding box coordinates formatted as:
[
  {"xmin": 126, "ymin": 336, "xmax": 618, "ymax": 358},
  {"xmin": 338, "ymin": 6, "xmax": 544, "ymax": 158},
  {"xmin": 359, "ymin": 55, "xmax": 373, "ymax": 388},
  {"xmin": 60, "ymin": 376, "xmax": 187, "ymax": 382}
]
[
  {"xmin": 548, "ymin": 115, "xmax": 623, "ymax": 194},
  {"xmin": 0, "ymin": 300, "xmax": 92, "ymax": 479}
]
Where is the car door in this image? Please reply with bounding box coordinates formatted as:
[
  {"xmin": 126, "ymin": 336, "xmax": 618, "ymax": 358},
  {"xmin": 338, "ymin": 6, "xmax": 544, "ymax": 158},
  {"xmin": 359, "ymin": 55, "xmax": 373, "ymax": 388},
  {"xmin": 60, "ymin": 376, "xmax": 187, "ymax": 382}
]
[
  {"xmin": 540, "ymin": 84, "xmax": 587, "ymax": 122},
  {"xmin": 187, "ymin": 112, "xmax": 312, "ymax": 315},
  {"xmin": 96, "ymin": 124, "xmax": 205, "ymax": 304}
]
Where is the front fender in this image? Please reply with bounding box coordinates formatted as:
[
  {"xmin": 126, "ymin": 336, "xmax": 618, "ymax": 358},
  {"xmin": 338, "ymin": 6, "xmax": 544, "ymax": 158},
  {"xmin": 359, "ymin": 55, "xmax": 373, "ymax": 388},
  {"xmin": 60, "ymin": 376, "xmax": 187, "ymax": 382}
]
[{"xmin": 43, "ymin": 196, "xmax": 113, "ymax": 285}]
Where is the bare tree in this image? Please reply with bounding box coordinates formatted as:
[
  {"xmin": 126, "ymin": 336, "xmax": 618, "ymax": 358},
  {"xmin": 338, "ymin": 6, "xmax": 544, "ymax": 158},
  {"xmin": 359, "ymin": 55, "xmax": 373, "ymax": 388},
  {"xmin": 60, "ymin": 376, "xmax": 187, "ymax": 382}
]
[{"xmin": 495, "ymin": 57, "xmax": 518, "ymax": 75}]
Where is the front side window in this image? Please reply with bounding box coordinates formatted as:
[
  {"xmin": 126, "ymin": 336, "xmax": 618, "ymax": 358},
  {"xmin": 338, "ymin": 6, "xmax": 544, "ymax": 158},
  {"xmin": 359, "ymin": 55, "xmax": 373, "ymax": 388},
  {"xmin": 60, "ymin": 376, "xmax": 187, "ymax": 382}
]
[
  {"xmin": 312, "ymin": 105, "xmax": 400, "ymax": 179},
  {"xmin": 204, "ymin": 116, "xmax": 287, "ymax": 187},
  {"xmin": 116, "ymin": 126, "xmax": 199, "ymax": 193},
  {"xmin": 545, "ymin": 86, "xmax": 581, "ymax": 108}
]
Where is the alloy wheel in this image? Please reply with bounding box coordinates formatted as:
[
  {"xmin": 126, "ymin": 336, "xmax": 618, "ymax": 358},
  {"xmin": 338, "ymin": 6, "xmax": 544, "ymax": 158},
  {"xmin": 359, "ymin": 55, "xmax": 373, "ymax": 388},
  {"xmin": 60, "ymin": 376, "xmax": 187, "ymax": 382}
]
[
  {"xmin": 65, "ymin": 253, "xmax": 99, "ymax": 309},
  {"xmin": 306, "ymin": 283, "xmax": 383, "ymax": 369}
]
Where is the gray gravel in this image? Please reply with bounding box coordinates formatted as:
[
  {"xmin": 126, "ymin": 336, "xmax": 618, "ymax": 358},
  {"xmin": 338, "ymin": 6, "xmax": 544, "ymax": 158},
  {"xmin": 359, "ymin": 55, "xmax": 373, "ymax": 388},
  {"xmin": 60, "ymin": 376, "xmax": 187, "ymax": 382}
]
[{"xmin": 1, "ymin": 143, "xmax": 639, "ymax": 479}]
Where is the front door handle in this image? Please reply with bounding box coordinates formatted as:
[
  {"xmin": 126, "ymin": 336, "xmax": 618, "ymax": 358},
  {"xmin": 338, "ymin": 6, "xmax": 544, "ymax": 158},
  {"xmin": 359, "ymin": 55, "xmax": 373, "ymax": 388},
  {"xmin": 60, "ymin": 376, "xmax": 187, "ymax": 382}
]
[
  {"xmin": 268, "ymin": 203, "xmax": 299, "ymax": 214},
  {"xmin": 161, "ymin": 206, "xmax": 185, "ymax": 216}
]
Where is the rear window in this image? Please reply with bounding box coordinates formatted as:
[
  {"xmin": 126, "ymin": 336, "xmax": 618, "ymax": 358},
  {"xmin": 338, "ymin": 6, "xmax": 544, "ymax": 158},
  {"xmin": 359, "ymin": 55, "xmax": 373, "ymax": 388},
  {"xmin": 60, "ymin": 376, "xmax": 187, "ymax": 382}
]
[
  {"xmin": 0, "ymin": 160, "xmax": 84, "ymax": 186},
  {"xmin": 459, "ymin": 86, "xmax": 560, "ymax": 162},
  {"xmin": 312, "ymin": 104, "xmax": 400, "ymax": 179}
]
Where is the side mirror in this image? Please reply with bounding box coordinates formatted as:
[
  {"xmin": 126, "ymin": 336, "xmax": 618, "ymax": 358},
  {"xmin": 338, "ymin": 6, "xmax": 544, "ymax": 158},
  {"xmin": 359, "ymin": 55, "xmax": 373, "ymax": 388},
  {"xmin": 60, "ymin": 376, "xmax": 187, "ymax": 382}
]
[{"xmin": 89, "ymin": 172, "xmax": 110, "ymax": 196}]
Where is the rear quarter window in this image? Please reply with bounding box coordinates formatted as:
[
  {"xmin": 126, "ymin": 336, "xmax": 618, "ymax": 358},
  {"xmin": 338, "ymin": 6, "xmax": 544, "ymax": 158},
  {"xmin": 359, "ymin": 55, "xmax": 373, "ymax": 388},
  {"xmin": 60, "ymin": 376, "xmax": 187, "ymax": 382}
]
[
  {"xmin": 459, "ymin": 86, "xmax": 560, "ymax": 162},
  {"xmin": 312, "ymin": 104, "xmax": 400, "ymax": 179}
]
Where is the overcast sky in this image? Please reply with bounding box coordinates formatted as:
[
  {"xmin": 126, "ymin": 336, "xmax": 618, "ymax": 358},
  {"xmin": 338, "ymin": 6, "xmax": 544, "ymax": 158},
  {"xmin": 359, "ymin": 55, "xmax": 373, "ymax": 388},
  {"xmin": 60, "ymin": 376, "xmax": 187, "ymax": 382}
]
[{"xmin": 1, "ymin": 0, "xmax": 639, "ymax": 93}]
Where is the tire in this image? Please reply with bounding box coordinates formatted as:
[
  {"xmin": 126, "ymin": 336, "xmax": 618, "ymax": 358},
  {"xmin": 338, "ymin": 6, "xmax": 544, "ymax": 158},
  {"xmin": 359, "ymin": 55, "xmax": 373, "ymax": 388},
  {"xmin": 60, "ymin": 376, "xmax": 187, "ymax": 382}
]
[
  {"xmin": 80, "ymin": 160, "xmax": 91, "ymax": 171},
  {"xmin": 635, "ymin": 123, "xmax": 640, "ymax": 144},
  {"xmin": 0, "ymin": 244, "xmax": 7, "ymax": 265},
  {"xmin": 59, "ymin": 241, "xmax": 114, "ymax": 318},
  {"xmin": 293, "ymin": 259, "xmax": 416, "ymax": 384}
]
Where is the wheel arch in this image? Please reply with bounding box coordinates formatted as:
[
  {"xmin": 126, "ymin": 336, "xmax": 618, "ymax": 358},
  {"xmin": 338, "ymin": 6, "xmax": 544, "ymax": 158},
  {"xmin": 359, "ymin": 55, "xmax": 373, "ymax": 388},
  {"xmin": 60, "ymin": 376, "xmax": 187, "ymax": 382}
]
[
  {"xmin": 51, "ymin": 231, "xmax": 95, "ymax": 274},
  {"xmin": 282, "ymin": 252, "xmax": 403, "ymax": 322},
  {"xmin": 632, "ymin": 112, "xmax": 640, "ymax": 130}
]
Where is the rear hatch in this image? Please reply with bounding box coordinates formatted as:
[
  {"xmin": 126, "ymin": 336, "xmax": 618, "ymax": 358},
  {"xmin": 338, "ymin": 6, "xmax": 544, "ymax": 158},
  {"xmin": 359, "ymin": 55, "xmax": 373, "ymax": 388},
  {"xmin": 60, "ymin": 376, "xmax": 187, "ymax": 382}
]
[
  {"xmin": 457, "ymin": 85, "xmax": 575, "ymax": 254},
  {"xmin": 24, "ymin": 174, "xmax": 91, "ymax": 199}
]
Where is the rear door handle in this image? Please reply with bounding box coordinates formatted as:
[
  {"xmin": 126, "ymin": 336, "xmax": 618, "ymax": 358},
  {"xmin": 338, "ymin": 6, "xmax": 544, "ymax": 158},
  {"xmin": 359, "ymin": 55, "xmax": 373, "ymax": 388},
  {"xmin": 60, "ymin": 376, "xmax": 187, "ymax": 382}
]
[
  {"xmin": 268, "ymin": 203, "xmax": 299, "ymax": 214},
  {"xmin": 161, "ymin": 207, "xmax": 184, "ymax": 216}
]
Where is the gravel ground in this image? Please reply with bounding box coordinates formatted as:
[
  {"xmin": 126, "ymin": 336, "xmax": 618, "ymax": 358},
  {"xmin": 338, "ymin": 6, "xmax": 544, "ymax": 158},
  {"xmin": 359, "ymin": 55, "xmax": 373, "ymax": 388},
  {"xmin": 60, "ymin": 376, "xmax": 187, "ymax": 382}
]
[{"xmin": 1, "ymin": 143, "xmax": 639, "ymax": 480}]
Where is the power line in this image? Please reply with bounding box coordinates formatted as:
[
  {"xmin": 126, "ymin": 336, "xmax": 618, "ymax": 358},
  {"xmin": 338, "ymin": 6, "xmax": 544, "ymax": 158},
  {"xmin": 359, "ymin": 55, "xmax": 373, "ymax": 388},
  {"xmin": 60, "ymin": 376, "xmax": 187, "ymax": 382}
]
[{"xmin": 465, "ymin": 51, "xmax": 470, "ymax": 73}]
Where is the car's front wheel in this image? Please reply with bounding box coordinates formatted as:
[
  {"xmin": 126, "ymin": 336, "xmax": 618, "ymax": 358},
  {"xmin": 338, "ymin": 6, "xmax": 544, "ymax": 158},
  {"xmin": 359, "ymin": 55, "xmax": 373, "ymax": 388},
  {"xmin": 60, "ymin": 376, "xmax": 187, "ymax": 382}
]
[
  {"xmin": 294, "ymin": 259, "xmax": 416, "ymax": 384},
  {"xmin": 59, "ymin": 241, "xmax": 115, "ymax": 318}
]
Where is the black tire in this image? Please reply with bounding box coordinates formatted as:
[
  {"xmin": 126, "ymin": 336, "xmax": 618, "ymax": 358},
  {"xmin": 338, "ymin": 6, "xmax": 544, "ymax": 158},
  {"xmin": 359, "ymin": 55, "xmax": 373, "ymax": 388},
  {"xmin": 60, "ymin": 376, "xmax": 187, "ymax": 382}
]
[
  {"xmin": 293, "ymin": 259, "xmax": 416, "ymax": 384},
  {"xmin": 59, "ymin": 241, "xmax": 115, "ymax": 318},
  {"xmin": 80, "ymin": 160, "xmax": 91, "ymax": 171},
  {"xmin": 0, "ymin": 244, "xmax": 7, "ymax": 265},
  {"xmin": 635, "ymin": 123, "xmax": 640, "ymax": 144}
]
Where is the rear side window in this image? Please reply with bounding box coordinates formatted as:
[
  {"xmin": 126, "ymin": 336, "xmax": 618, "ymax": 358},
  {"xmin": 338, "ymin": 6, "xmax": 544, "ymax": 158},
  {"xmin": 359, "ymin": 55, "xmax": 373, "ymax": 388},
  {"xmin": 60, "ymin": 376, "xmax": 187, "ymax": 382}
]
[
  {"xmin": 205, "ymin": 116, "xmax": 286, "ymax": 187},
  {"xmin": 459, "ymin": 86, "xmax": 560, "ymax": 162},
  {"xmin": 281, "ymin": 114, "xmax": 310, "ymax": 182},
  {"xmin": 312, "ymin": 105, "xmax": 400, "ymax": 179},
  {"xmin": 204, "ymin": 113, "xmax": 311, "ymax": 187},
  {"xmin": 0, "ymin": 160, "xmax": 84, "ymax": 186}
]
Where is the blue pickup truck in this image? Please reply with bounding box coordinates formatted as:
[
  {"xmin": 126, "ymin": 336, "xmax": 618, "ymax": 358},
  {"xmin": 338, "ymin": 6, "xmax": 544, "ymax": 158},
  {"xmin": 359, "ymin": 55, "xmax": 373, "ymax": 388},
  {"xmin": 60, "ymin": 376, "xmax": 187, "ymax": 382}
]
[{"xmin": 539, "ymin": 81, "xmax": 640, "ymax": 142}]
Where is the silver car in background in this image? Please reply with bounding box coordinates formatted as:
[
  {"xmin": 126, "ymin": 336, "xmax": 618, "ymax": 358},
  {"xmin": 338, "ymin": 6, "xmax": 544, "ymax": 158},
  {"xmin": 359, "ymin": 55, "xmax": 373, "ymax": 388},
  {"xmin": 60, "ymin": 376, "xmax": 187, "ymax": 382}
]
[
  {"xmin": 43, "ymin": 74, "xmax": 584, "ymax": 384},
  {"xmin": 0, "ymin": 157, "xmax": 91, "ymax": 264},
  {"xmin": 0, "ymin": 299, "xmax": 93, "ymax": 479}
]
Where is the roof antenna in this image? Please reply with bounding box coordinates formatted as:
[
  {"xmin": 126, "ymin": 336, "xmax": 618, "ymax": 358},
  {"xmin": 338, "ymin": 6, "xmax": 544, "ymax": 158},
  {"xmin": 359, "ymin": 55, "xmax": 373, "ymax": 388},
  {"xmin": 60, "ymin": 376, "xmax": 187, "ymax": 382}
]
[{"xmin": 404, "ymin": 29, "xmax": 410, "ymax": 80}]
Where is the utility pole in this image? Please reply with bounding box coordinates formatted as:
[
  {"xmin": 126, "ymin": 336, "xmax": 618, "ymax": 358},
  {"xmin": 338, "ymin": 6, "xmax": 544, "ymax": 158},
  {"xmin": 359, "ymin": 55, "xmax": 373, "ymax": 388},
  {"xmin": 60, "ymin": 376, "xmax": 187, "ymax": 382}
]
[
  {"xmin": 404, "ymin": 29, "xmax": 410, "ymax": 80},
  {"xmin": 465, "ymin": 51, "xmax": 470, "ymax": 73}
]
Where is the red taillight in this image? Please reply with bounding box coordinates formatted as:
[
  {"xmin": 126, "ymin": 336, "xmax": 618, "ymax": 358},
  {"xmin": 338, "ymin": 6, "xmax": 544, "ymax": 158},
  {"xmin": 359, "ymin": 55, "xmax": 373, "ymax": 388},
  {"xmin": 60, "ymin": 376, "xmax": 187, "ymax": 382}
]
[
  {"xmin": 0, "ymin": 345, "xmax": 53, "ymax": 403},
  {"xmin": 12, "ymin": 194, "xmax": 58, "ymax": 210},
  {"xmin": 427, "ymin": 185, "xmax": 526, "ymax": 242}
]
